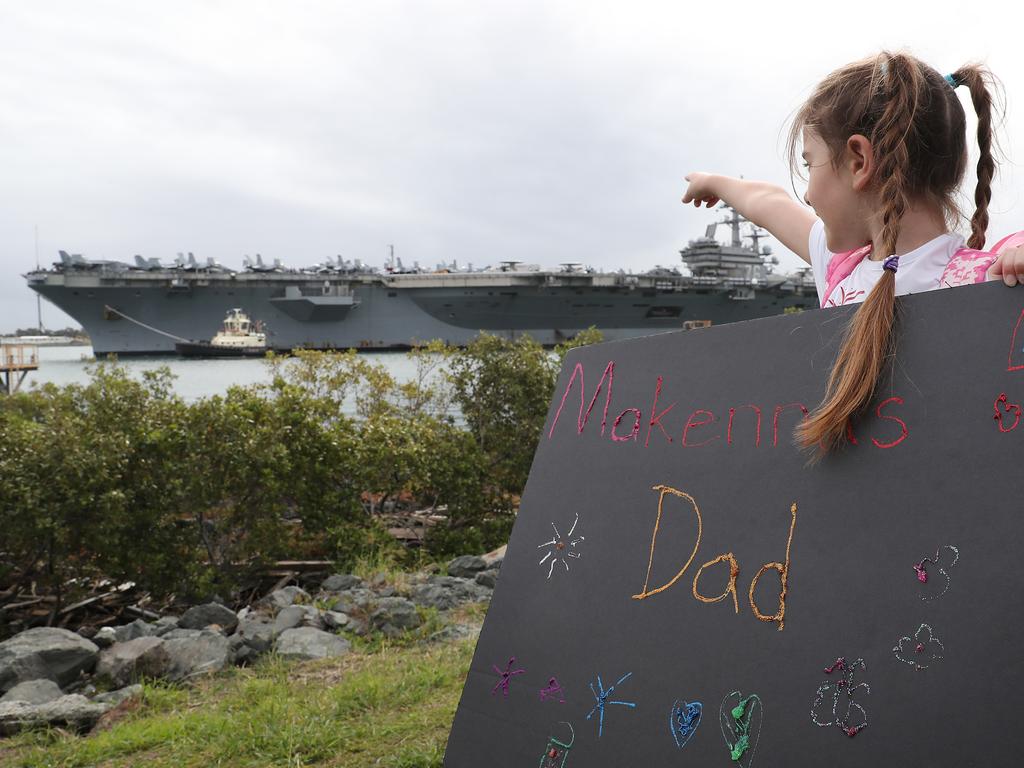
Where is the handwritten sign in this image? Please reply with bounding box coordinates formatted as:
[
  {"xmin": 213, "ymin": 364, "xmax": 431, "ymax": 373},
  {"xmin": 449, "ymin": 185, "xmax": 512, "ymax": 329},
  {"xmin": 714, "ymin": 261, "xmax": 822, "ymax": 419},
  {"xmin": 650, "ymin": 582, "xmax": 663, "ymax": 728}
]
[{"xmin": 445, "ymin": 282, "xmax": 1024, "ymax": 767}]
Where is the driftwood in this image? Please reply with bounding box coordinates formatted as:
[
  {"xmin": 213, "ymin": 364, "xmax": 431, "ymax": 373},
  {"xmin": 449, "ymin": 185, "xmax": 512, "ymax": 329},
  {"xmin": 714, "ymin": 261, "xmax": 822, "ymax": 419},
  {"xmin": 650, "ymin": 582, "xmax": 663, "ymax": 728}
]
[
  {"xmin": 0, "ymin": 577, "xmax": 177, "ymax": 640},
  {"xmin": 0, "ymin": 505, "xmax": 461, "ymax": 638}
]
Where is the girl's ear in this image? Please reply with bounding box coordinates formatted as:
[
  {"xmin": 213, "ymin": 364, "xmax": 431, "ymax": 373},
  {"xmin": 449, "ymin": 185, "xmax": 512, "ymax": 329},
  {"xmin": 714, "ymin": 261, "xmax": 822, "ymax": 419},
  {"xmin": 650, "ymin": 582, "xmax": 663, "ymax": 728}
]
[{"xmin": 844, "ymin": 134, "xmax": 875, "ymax": 191}]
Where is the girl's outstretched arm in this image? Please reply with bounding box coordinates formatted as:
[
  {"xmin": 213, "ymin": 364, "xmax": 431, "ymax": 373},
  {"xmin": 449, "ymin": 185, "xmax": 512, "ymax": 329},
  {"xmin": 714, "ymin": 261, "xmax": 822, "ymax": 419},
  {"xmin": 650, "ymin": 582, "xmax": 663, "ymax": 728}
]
[
  {"xmin": 988, "ymin": 246, "xmax": 1024, "ymax": 287},
  {"xmin": 682, "ymin": 173, "xmax": 816, "ymax": 264}
]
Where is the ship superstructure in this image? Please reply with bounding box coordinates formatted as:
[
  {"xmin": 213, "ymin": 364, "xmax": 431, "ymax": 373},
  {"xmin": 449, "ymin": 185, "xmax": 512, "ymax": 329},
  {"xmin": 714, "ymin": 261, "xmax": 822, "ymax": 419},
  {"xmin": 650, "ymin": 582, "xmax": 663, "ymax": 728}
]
[{"xmin": 24, "ymin": 210, "xmax": 818, "ymax": 355}]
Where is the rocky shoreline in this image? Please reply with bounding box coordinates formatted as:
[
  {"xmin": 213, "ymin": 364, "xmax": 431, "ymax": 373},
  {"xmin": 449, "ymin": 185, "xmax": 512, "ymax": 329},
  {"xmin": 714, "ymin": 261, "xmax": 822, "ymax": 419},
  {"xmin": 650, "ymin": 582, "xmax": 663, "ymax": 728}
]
[{"xmin": 0, "ymin": 551, "xmax": 500, "ymax": 736}]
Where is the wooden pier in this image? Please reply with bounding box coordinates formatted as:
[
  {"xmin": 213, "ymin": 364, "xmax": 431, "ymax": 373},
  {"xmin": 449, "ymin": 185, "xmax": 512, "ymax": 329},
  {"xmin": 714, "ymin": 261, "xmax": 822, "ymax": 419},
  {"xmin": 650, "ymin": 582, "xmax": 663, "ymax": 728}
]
[{"xmin": 1, "ymin": 344, "xmax": 39, "ymax": 395}]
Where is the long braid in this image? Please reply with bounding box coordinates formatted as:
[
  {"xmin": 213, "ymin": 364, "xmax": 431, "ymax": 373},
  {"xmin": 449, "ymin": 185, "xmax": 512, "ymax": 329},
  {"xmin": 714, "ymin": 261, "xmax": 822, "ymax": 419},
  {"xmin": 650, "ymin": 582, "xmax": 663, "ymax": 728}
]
[
  {"xmin": 796, "ymin": 54, "xmax": 921, "ymax": 455},
  {"xmin": 787, "ymin": 52, "xmax": 1001, "ymax": 457},
  {"xmin": 955, "ymin": 66, "xmax": 995, "ymax": 249}
]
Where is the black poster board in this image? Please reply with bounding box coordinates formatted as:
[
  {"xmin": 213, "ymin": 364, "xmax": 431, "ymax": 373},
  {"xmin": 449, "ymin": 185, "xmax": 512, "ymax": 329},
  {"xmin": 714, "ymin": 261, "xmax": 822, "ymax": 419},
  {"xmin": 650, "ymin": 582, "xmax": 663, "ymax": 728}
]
[{"xmin": 445, "ymin": 282, "xmax": 1024, "ymax": 767}]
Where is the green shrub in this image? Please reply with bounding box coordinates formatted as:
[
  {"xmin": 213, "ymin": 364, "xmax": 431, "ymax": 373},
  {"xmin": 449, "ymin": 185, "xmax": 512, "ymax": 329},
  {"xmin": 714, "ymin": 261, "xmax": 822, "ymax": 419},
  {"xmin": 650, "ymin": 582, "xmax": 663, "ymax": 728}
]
[{"xmin": 0, "ymin": 330, "xmax": 605, "ymax": 607}]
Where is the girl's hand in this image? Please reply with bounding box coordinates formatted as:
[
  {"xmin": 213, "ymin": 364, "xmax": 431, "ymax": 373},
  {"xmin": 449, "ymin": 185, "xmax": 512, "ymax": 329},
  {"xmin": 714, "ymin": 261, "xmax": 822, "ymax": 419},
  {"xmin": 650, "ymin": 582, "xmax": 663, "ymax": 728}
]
[
  {"xmin": 682, "ymin": 172, "xmax": 721, "ymax": 208},
  {"xmin": 989, "ymin": 246, "xmax": 1024, "ymax": 287}
]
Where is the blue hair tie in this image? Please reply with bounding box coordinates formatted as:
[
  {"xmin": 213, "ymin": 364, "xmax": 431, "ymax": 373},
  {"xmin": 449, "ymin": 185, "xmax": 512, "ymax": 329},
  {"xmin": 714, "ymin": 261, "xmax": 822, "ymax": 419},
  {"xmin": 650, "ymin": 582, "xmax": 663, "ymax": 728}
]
[
  {"xmin": 944, "ymin": 73, "xmax": 960, "ymax": 89},
  {"xmin": 883, "ymin": 256, "xmax": 899, "ymax": 273}
]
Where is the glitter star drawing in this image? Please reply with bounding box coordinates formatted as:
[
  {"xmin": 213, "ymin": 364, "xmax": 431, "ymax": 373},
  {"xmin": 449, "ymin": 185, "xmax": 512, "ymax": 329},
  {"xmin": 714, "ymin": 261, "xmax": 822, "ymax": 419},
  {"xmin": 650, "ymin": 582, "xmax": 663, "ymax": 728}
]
[
  {"xmin": 538, "ymin": 513, "xmax": 585, "ymax": 579},
  {"xmin": 585, "ymin": 671, "xmax": 636, "ymax": 737},
  {"xmin": 540, "ymin": 677, "xmax": 566, "ymax": 703},
  {"xmin": 810, "ymin": 656, "xmax": 870, "ymax": 737},
  {"xmin": 491, "ymin": 656, "xmax": 525, "ymax": 697}
]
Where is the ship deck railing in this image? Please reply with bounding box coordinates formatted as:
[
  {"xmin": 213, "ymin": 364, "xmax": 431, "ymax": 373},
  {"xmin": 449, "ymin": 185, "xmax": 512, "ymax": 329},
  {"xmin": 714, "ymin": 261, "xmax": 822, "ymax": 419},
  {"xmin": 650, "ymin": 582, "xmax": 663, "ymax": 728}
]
[
  {"xmin": 1, "ymin": 343, "xmax": 39, "ymax": 395},
  {"xmin": 689, "ymin": 275, "xmax": 759, "ymax": 287}
]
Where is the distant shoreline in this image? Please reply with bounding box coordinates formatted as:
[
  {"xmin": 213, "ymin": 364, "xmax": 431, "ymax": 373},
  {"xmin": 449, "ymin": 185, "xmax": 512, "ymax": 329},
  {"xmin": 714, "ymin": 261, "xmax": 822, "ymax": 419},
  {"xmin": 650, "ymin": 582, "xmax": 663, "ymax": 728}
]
[{"xmin": 0, "ymin": 335, "xmax": 90, "ymax": 346}]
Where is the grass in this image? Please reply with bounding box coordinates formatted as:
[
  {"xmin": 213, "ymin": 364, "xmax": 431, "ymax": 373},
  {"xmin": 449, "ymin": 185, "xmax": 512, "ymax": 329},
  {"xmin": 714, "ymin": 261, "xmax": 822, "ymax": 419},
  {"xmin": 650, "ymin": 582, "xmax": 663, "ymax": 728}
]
[{"xmin": 0, "ymin": 604, "xmax": 486, "ymax": 768}]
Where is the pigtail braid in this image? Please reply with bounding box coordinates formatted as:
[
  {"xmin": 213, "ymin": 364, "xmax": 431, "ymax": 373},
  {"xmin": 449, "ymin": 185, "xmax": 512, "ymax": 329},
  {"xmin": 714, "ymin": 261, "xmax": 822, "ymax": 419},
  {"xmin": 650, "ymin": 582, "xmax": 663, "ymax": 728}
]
[
  {"xmin": 796, "ymin": 53, "xmax": 922, "ymax": 456},
  {"xmin": 954, "ymin": 65, "xmax": 995, "ymax": 250}
]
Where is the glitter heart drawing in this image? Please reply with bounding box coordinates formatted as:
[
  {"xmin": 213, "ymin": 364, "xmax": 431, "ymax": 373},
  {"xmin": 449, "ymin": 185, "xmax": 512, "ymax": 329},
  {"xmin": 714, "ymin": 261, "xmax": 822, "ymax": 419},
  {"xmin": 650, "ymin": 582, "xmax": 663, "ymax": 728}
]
[
  {"xmin": 912, "ymin": 544, "xmax": 959, "ymax": 601},
  {"xmin": 669, "ymin": 698, "xmax": 702, "ymax": 749},
  {"xmin": 810, "ymin": 656, "xmax": 870, "ymax": 737},
  {"xmin": 893, "ymin": 623, "xmax": 945, "ymax": 670},
  {"xmin": 994, "ymin": 393, "xmax": 1023, "ymax": 432},
  {"xmin": 720, "ymin": 691, "xmax": 762, "ymax": 767}
]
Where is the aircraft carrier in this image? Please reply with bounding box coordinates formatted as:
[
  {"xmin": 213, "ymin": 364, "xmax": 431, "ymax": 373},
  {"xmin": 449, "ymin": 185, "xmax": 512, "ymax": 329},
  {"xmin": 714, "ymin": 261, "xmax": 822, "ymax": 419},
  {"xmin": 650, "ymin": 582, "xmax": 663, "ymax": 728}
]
[{"xmin": 24, "ymin": 209, "xmax": 819, "ymax": 355}]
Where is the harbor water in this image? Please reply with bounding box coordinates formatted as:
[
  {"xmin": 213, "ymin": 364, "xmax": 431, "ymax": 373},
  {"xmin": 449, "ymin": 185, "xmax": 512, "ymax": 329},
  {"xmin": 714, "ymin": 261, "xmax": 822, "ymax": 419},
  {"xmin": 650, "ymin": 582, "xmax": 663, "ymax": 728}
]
[{"xmin": 17, "ymin": 345, "xmax": 427, "ymax": 402}]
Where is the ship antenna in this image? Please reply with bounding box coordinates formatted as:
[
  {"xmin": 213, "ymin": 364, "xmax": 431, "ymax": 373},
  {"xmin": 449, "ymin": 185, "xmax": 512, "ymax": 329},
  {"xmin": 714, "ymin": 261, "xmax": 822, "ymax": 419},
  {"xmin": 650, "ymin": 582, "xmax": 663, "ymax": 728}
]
[
  {"xmin": 747, "ymin": 225, "xmax": 768, "ymax": 257},
  {"xmin": 717, "ymin": 204, "xmax": 746, "ymax": 248},
  {"xmin": 34, "ymin": 224, "xmax": 44, "ymax": 331}
]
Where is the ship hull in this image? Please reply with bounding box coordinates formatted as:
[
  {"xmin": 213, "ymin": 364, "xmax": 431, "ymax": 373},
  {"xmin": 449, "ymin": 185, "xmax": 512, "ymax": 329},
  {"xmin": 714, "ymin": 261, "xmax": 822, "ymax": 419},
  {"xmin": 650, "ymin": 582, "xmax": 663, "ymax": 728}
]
[
  {"xmin": 174, "ymin": 341, "xmax": 268, "ymax": 358},
  {"xmin": 28, "ymin": 271, "xmax": 817, "ymax": 355}
]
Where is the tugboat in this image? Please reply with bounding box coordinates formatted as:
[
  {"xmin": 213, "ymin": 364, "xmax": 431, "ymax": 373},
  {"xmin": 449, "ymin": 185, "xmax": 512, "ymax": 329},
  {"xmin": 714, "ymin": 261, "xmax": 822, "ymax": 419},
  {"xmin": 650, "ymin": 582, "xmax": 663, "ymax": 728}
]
[{"xmin": 175, "ymin": 308, "xmax": 268, "ymax": 357}]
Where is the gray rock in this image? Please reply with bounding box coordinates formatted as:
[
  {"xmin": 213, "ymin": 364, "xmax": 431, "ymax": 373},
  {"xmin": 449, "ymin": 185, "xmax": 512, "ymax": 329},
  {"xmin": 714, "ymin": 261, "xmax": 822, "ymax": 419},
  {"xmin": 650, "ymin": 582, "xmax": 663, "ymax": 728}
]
[
  {"xmin": 411, "ymin": 576, "xmax": 490, "ymax": 610},
  {"xmin": 112, "ymin": 619, "xmax": 156, "ymax": 644},
  {"xmin": 273, "ymin": 606, "xmax": 307, "ymax": 637},
  {"xmin": 322, "ymin": 611, "xmax": 350, "ymax": 630},
  {"xmin": 233, "ymin": 645, "xmax": 260, "ymax": 666},
  {"xmin": 236, "ymin": 619, "xmax": 274, "ymax": 653},
  {"xmin": 481, "ymin": 544, "xmax": 506, "ymax": 570},
  {"xmin": 274, "ymin": 628, "xmax": 351, "ymax": 661},
  {"xmin": 0, "ymin": 628, "xmax": 99, "ymax": 694},
  {"xmin": 0, "ymin": 679, "xmax": 64, "ymax": 705},
  {"xmin": 426, "ymin": 624, "xmax": 481, "ymax": 643},
  {"xmin": 329, "ymin": 588, "xmax": 376, "ymax": 614},
  {"xmin": 152, "ymin": 617, "xmax": 180, "ymax": 637},
  {"xmin": 263, "ymin": 586, "xmax": 310, "ymax": 612},
  {"xmin": 178, "ymin": 603, "xmax": 239, "ymax": 634},
  {"xmin": 161, "ymin": 628, "xmax": 203, "ymax": 641},
  {"xmin": 0, "ymin": 694, "xmax": 111, "ymax": 735},
  {"xmin": 96, "ymin": 637, "xmax": 170, "ymax": 688},
  {"xmin": 301, "ymin": 606, "xmax": 325, "ymax": 630},
  {"xmin": 370, "ymin": 598, "xmax": 422, "ymax": 637},
  {"xmin": 346, "ymin": 616, "xmax": 370, "ymax": 636},
  {"xmin": 447, "ymin": 555, "xmax": 488, "ymax": 577},
  {"xmin": 410, "ymin": 584, "xmax": 459, "ymax": 611},
  {"xmin": 163, "ymin": 633, "xmax": 232, "ymax": 682},
  {"xmin": 321, "ymin": 574, "xmax": 364, "ymax": 592},
  {"xmin": 92, "ymin": 627, "xmax": 118, "ymax": 649},
  {"xmin": 430, "ymin": 575, "xmax": 488, "ymax": 594},
  {"xmin": 92, "ymin": 684, "xmax": 143, "ymax": 707},
  {"xmin": 475, "ymin": 569, "xmax": 499, "ymax": 589}
]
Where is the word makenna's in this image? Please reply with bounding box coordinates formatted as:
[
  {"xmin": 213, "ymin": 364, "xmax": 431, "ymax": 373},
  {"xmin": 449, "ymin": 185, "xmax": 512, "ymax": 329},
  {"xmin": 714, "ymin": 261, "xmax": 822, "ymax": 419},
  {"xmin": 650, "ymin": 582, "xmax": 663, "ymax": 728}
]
[{"xmin": 546, "ymin": 362, "xmax": 909, "ymax": 450}]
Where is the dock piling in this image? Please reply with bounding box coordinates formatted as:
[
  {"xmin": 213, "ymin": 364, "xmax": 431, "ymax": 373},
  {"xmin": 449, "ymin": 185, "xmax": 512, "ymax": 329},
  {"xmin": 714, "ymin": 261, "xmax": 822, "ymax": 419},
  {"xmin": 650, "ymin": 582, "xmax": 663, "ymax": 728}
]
[{"xmin": 1, "ymin": 344, "xmax": 39, "ymax": 395}]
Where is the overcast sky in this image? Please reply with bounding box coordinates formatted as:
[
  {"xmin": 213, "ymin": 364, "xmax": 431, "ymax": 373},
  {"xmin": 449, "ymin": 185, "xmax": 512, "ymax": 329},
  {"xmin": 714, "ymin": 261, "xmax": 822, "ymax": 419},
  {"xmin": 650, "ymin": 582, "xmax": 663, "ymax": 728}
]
[{"xmin": 2, "ymin": 1, "xmax": 1022, "ymax": 331}]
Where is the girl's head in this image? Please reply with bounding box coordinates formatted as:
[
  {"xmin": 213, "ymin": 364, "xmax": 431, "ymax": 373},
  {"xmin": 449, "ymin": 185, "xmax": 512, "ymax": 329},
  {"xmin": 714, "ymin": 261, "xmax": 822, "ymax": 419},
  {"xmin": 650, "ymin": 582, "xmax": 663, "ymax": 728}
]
[{"xmin": 785, "ymin": 51, "xmax": 1000, "ymax": 456}]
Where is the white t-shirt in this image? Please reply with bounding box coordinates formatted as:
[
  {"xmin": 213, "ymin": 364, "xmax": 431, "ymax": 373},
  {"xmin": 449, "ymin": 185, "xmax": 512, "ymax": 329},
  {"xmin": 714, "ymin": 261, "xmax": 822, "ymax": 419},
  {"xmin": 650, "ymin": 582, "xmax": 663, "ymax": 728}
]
[{"xmin": 809, "ymin": 218, "xmax": 966, "ymax": 308}]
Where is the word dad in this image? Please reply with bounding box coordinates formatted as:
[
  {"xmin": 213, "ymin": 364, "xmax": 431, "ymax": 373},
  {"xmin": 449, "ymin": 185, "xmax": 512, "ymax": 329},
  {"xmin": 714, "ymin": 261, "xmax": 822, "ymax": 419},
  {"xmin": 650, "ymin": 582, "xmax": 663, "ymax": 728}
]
[{"xmin": 633, "ymin": 484, "xmax": 798, "ymax": 631}]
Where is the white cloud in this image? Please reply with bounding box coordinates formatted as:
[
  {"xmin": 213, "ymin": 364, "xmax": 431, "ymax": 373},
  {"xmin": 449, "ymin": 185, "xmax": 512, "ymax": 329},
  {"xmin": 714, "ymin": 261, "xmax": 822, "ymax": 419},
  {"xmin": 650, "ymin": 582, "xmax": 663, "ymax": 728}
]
[{"xmin": 1, "ymin": 0, "xmax": 1021, "ymax": 329}]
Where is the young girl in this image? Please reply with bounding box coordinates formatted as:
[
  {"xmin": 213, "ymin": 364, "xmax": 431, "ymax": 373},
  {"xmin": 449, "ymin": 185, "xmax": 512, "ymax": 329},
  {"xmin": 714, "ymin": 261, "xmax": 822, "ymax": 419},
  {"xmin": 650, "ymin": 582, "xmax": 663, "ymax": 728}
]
[{"xmin": 681, "ymin": 51, "xmax": 1024, "ymax": 456}]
